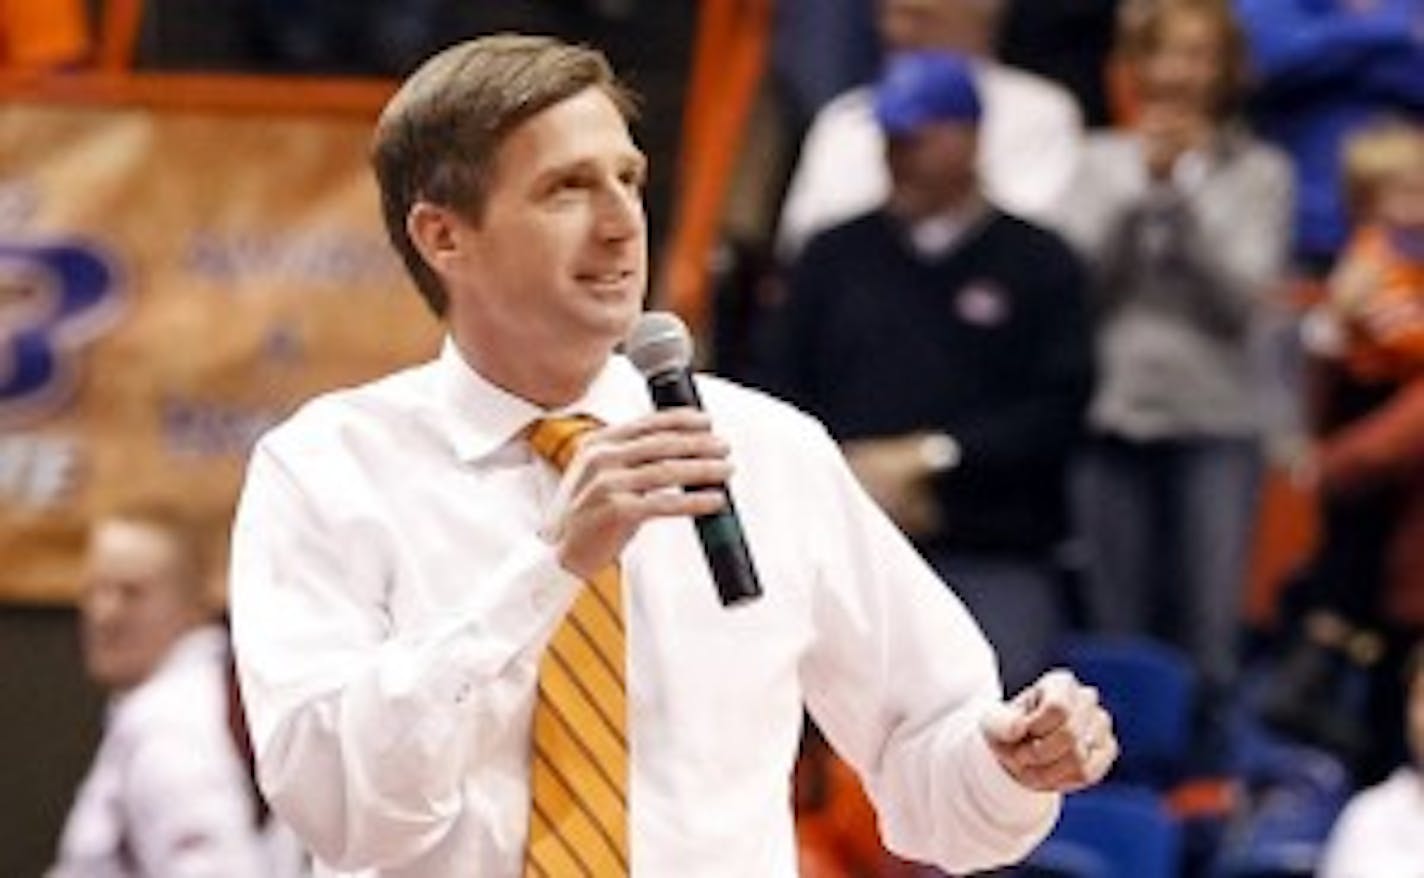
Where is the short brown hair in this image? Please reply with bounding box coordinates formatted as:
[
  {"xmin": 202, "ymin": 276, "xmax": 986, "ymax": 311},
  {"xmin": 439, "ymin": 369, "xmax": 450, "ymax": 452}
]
[
  {"xmin": 372, "ymin": 34, "xmax": 638, "ymax": 317},
  {"xmin": 1120, "ymin": 0, "xmax": 1248, "ymax": 120},
  {"xmin": 1342, "ymin": 121, "xmax": 1424, "ymax": 221}
]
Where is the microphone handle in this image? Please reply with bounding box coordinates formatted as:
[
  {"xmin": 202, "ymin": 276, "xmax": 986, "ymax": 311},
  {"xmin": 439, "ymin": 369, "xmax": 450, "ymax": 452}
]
[{"xmin": 647, "ymin": 369, "xmax": 764, "ymax": 606}]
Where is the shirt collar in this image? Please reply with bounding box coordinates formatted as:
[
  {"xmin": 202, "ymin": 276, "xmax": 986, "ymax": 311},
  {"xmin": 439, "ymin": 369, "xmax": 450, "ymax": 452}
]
[
  {"xmin": 433, "ymin": 335, "xmax": 651, "ymax": 464},
  {"xmin": 898, "ymin": 194, "xmax": 990, "ymax": 260}
]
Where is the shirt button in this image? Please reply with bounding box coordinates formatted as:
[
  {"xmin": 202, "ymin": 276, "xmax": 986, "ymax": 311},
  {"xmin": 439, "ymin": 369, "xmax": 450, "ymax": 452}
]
[{"xmin": 531, "ymin": 586, "xmax": 552, "ymax": 613}]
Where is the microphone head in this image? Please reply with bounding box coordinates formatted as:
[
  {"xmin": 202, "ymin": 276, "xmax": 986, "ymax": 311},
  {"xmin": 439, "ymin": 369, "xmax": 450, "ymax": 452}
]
[{"xmin": 625, "ymin": 311, "xmax": 693, "ymax": 378}]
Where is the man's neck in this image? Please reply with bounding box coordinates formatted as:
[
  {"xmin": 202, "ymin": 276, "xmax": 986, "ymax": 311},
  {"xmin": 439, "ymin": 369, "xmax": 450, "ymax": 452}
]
[{"xmin": 451, "ymin": 334, "xmax": 607, "ymax": 410}]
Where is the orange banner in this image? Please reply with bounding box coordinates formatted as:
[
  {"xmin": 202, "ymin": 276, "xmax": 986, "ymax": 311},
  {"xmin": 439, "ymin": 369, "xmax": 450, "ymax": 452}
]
[{"xmin": 0, "ymin": 101, "xmax": 440, "ymax": 603}]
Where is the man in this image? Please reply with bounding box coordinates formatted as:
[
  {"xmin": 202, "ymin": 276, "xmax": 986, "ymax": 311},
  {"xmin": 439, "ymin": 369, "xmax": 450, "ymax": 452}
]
[
  {"xmin": 1318, "ymin": 639, "xmax": 1424, "ymax": 875},
  {"xmin": 230, "ymin": 34, "xmax": 1116, "ymax": 877},
  {"xmin": 52, "ymin": 505, "xmax": 296, "ymax": 876},
  {"xmin": 776, "ymin": 0, "xmax": 1084, "ymax": 258},
  {"xmin": 760, "ymin": 51, "xmax": 1093, "ymax": 694}
]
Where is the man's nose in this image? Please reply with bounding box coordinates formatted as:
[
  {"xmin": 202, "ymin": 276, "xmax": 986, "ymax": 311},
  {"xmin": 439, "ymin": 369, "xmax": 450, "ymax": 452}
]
[{"xmin": 596, "ymin": 183, "xmax": 643, "ymax": 242}]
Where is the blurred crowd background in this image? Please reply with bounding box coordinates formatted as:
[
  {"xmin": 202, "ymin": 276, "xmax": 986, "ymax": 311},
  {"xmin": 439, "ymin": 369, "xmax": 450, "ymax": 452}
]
[{"xmin": 2, "ymin": 1, "xmax": 1422, "ymax": 876}]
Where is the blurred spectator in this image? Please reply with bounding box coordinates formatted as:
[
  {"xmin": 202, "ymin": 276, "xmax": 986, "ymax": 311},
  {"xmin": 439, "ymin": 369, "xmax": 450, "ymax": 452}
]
[
  {"xmin": 1056, "ymin": 0, "xmax": 1293, "ymax": 706},
  {"xmin": 1235, "ymin": 0, "xmax": 1424, "ymax": 272},
  {"xmin": 776, "ymin": 0, "xmax": 1083, "ymax": 259},
  {"xmin": 1316, "ymin": 125, "xmax": 1424, "ymax": 629},
  {"xmin": 49, "ymin": 504, "xmax": 304, "ymax": 877},
  {"xmin": 1328, "ymin": 122, "xmax": 1424, "ymax": 383},
  {"xmin": 761, "ymin": 51, "xmax": 1093, "ymax": 691},
  {"xmin": 1310, "ymin": 121, "xmax": 1424, "ymax": 634},
  {"xmin": 1316, "ymin": 639, "xmax": 1424, "ymax": 876},
  {"xmin": 1264, "ymin": 124, "xmax": 1424, "ymax": 772}
]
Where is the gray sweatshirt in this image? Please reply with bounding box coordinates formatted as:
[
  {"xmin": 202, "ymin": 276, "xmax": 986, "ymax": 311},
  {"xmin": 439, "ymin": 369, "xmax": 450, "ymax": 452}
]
[{"xmin": 1055, "ymin": 129, "xmax": 1294, "ymax": 440}]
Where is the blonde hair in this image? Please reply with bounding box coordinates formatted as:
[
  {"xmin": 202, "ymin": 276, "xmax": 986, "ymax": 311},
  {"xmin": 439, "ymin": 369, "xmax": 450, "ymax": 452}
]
[{"xmin": 1342, "ymin": 121, "xmax": 1424, "ymax": 221}]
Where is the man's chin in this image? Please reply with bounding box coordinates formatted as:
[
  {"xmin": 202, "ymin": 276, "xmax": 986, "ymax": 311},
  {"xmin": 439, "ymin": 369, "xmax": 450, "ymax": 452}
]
[{"xmin": 585, "ymin": 300, "xmax": 643, "ymax": 341}]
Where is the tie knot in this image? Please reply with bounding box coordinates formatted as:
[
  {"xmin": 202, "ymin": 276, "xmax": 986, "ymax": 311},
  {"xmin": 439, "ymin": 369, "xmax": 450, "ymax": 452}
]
[{"xmin": 527, "ymin": 416, "xmax": 601, "ymax": 472}]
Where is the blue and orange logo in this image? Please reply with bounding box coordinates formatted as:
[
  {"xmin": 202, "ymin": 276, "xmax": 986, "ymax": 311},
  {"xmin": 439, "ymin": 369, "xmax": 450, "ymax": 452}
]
[{"xmin": 0, "ymin": 241, "xmax": 123, "ymax": 426}]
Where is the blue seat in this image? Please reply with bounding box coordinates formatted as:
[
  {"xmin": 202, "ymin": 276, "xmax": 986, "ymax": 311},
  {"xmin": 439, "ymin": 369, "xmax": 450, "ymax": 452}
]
[
  {"xmin": 1027, "ymin": 785, "xmax": 1183, "ymax": 878},
  {"xmin": 1059, "ymin": 635, "xmax": 1196, "ymax": 786},
  {"xmin": 1019, "ymin": 838, "xmax": 1113, "ymax": 877},
  {"xmin": 1211, "ymin": 715, "xmax": 1348, "ymax": 878}
]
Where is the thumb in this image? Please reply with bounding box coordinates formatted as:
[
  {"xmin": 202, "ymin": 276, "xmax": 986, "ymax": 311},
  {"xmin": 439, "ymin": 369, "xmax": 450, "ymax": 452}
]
[{"xmin": 979, "ymin": 701, "xmax": 1031, "ymax": 745}]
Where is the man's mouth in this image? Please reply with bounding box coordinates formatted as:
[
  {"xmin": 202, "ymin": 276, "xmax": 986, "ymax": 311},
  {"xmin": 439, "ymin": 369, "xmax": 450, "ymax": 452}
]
[{"xmin": 576, "ymin": 269, "xmax": 636, "ymax": 292}]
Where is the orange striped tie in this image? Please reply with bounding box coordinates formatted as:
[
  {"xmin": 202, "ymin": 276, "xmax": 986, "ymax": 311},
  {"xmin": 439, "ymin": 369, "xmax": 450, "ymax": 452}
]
[{"xmin": 524, "ymin": 416, "xmax": 630, "ymax": 877}]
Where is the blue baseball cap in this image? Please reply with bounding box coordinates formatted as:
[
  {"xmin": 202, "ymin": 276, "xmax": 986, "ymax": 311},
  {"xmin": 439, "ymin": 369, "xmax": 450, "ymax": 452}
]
[{"xmin": 874, "ymin": 51, "xmax": 982, "ymax": 136}]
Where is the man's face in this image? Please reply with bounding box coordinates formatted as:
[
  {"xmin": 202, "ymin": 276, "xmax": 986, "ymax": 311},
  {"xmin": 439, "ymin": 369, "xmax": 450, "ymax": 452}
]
[
  {"xmin": 877, "ymin": 0, "xmax": 991, "ymax": 54},
  {"xmin": 80, "ymin": 521, "xmax": 203, "ymax": 692},
  {"xmin": 441, "ymin": 87, "xmax": 648, "ymax": 374},
  {"xmin": 885, "ymin": 121, "xmax": 979, "ymax": 221}
]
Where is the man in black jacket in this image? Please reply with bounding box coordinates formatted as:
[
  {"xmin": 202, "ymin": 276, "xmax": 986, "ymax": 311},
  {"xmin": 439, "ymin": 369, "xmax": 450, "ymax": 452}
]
[{"xmin": 762, "ymin": 50, "xmax": 1094, "ymax": 690}]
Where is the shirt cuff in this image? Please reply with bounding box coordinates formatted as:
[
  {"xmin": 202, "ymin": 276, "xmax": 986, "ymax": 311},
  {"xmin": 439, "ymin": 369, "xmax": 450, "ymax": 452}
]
[{"xmin": 964, "ymin": 717, "xmax": 1061, "ymax": 834}]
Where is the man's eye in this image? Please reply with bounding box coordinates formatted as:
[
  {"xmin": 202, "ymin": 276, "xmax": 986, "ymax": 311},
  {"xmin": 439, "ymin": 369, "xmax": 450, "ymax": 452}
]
[{"xmin": 553, "ymin": 177, "xmax": 591, "ymax": 195}]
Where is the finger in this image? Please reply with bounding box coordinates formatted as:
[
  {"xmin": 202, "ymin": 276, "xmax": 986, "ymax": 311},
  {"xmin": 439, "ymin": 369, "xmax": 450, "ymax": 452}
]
[
  {"xmin": 626, "ymin": 486, "xmax": 727, "ymax": 521},
  {"xmin": 1021, "ymin": 694, "xmax": 1103, "ymax": 768},
  {"xmin": 589, "ymin": 430, "xmax": 730, "ymax": 471},
  {"xmin": 564, "ymin": 431, "xmax": 729, "ymax": 502},
  {"xmin": 1035, "ymin": 711, "xmax": 1119, "ymax": 792},
  {"xmin": 1023, "ymin": 696, "xmax": 1070, "ymax": 740},
  {"xmin": 1022, "ymin": 728, "xmax": 1078, "ymax": 767},
  {"xmin": 561, "ymin": 483, "xmax": 728, "ymax": 547},
  {"xmin": 1053, "ymin": 685, "xmax": 1103, "ymax": 763},
  {"xmin": 1073, "ymin": 706, "xmax": 1113, "ymax": 764},
  {"xmin": 1036, "ymin": 731, "xmax": 1120, "ymax": 793},
  {"xmin": 980, "ymin": 701, "xmax": 1032, "ymax": 746},
  {"xmin": 1026, "ymin": 753, "xmax": 1094, "ymax": 792},
  {"xmin": 608, "ymin": 458, "xmax": 735, "ymax": 495},
  {"xmin": 1022, "ymin": 671, "xmax": 1087, "ymax": 737},
  {"xmin": 1083, "ymin": 730, "xmax": 1120, "ymax": 784},
  {"xmin": 988, "ymin": 739, "xmax": 1035, "ymax": 782},
  {"xmin": 595, "ymin": 408, "xmax": 712, "ymax": 443},
  {"xmin": 1018, "ymin": 737, "xmax": 1097, "ymax": 790}
]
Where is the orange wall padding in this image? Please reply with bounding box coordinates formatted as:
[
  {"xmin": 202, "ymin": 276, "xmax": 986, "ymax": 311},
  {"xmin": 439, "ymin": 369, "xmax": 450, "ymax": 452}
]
[
  {"xmin": 0, "ymin": 0, "xmax": 90, "ymax": 69},
  {"xmin": 96, "ymin": 0, "xmax": 144, "ymax": 72},
  {"xmin": 660, "ymin": 0, "xmax": 773, "ymax": 338}
]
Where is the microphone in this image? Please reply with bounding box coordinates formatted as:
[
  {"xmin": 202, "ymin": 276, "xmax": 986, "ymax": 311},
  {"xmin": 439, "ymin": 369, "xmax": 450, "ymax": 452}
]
[{"xmin": 625, "ymin": 312, "xmax": 763, "ymax": 607}]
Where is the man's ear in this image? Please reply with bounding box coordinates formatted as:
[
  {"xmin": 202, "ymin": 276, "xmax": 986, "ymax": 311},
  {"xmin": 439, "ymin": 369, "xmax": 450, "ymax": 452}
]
[{"xmin": 407, "ymin": 202, "xmax": 467, "ymax": 281}]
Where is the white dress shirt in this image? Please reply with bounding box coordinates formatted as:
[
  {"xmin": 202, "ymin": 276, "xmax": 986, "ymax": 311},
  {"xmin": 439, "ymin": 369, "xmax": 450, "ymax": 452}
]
[
  {"xmin": 1319, "ymin": 768, "xmax": 1424, "ymax": 878},
  {"xmin": 51, "ymin": 627, "xmax": 300, "ymax": 878},
  {"xmin": 776, "ymin": 61, "xmax": 1084, "ymax": 259},
  {"xmin": 229, "ymin": 339, "xmax": 1059, "ymax": 877}
]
